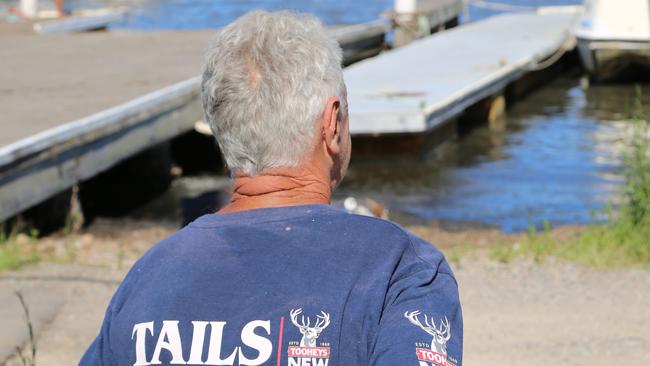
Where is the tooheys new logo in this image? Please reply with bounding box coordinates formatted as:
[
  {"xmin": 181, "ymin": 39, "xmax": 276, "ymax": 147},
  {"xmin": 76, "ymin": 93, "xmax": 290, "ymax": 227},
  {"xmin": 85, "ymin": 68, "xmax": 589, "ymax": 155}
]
[
  {"xmin": 287, "ymin": 308, "xmax": 331, "ymax": 366},
  {"xmin": 405, "ymin": 311, "xmax": 457, "ymax": 366}
]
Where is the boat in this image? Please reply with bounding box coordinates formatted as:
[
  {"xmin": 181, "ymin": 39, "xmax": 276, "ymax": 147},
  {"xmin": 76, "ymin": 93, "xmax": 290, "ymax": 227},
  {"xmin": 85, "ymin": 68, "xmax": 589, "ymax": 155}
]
[
  {"xmin": 575, "ymin": 0, "xmax": 650, "ymax": 81},
  {"xmin": 17, "ymin": 0, "xmax": 128, "ymax": 34},
  {"xmin": 32, "ymin": 7, "xmax": 128, "ymax": 34}
]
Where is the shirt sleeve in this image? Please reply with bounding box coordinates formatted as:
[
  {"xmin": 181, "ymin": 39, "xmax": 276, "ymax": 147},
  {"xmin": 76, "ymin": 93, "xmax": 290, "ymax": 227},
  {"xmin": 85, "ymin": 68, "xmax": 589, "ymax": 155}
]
[
  {"xmin": 79, "ymin": 251, "xmax": 145, "ymax": 366},
  {"xmin": 369, "ymin": 265, "xmax": 463, "ymax": 366},
  {"xmin": 78, "ymin": 304, "xmax": 114, "ymax": 366}
]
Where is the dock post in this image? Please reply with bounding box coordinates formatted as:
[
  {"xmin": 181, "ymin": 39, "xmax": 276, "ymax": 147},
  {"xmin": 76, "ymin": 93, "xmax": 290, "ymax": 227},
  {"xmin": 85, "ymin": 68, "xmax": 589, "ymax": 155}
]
[
  {"xmin": 488, "ymin": 93, "xmax": 507, "ymax": 131},
  {"xmin": 20, "ymin": 0, "xmax": 38, "ymax": 18},
  {"xmin": 458, "ymin": 92, "xmax": 507, "ymax": 135},
  {"xmin": 392, "ymin": 0, "xmax": 463, "ymax": 47}
]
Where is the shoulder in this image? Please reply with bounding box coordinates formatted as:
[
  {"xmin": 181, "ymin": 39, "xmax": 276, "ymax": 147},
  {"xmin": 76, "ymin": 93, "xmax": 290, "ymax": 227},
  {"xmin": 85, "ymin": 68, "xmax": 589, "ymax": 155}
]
[
  {"xmin": 130, "ymin": 225, "xmax": 195, "ymax": 267},
  {"xmin": 107, "ymin": 226, "xmax": 198, "ymax": 310},
  {"xmin": 343, "ymin": 212, "xmax": 454, "ymax": 278}
]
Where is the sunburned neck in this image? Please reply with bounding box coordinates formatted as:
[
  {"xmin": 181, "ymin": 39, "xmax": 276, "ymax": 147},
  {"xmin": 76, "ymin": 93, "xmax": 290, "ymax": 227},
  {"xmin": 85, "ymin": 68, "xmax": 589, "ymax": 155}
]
[{"xmin": 218, "ymin": 168, "xmax": 332, "ymax": 214}]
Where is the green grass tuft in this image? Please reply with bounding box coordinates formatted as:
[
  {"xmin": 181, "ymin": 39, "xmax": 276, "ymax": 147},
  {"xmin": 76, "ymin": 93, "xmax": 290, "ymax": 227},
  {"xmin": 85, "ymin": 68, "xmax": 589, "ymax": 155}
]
[{"xmin": 0, "ymin": 239, "xmax": 40, "ymax": 272}]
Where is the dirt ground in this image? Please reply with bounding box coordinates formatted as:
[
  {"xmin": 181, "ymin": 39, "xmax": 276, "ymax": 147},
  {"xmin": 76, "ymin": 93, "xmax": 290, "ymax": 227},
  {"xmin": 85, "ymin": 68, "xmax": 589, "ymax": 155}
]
[{"xmin": 1, "ymin": 218, "xmax": 648, "ymax": 366}]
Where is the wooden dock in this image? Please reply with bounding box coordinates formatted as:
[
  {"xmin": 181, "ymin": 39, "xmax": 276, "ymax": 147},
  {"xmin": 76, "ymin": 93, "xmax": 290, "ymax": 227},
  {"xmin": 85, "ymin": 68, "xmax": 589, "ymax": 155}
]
[
  {"xmin": 345, "ymin": 9, "xmax": 579, "ymax": 135},
  {"xmin": 0, "ymin": 22, "xmax": 389, "ymax": 222}
]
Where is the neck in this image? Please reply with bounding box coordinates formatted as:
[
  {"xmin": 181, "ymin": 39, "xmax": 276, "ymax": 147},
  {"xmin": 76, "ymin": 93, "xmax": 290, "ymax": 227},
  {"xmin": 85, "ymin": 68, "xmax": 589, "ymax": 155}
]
[{"xmin": 219, "ymin": 166, "xmax": 332, "ymax": 214}]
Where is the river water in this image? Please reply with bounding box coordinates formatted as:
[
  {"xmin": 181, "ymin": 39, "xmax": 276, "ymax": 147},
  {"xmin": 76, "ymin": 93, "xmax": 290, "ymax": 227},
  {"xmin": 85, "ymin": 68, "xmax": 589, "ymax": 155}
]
[
  {"xmin": 338, "ymin": 77, "xmax": 650, "ymax": 232},
  {"xmin": 3, "ymin": 0, "xmax": 648, "ymax": 231},
  {"xmin": 3, "ymin": 0, "xmax": 580, "ymax": 28}
]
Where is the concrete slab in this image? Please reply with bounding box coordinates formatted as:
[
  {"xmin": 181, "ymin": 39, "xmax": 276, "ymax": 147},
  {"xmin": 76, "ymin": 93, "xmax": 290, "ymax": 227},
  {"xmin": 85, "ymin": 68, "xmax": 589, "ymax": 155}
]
[{"xmin": 0, "ymin": 280, "xmax": 66, "ymax": 363}]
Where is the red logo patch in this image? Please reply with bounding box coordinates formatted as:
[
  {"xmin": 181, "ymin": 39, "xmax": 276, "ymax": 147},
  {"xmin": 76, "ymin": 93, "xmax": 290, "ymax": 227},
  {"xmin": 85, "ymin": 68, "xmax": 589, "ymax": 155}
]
[
  {"xmin": 287, "ymin": 346, "xmax": 330, "ymax": 359},
  {"xmin": 416, "ymin": 348, "xmax": 457, "ymax": 366}
]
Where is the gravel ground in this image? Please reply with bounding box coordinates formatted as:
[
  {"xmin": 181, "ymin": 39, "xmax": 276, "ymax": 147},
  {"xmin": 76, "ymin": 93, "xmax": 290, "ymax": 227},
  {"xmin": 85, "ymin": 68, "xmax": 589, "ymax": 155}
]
[
  {"xmin": 457, "ymin": 257, "xmax": 650, "ymax": 366},
  {"xmin": 1, "ymin": 218, "xmax": 649, "ymax": 365}
]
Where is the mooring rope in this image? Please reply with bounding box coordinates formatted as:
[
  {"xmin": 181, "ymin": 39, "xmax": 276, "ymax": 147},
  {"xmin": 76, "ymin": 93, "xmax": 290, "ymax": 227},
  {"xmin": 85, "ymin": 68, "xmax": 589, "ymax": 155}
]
[
  {"xmin": 525, "ymin": 8, "xmax": 583, "ymax": 71},
  {"xmin": 463, "ymin": 0, "xmax": 583, "ymax": 72}
]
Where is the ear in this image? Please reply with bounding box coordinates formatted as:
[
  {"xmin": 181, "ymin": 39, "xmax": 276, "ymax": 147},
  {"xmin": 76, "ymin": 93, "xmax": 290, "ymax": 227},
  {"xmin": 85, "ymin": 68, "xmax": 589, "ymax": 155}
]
[{"xmin": 321, "ymin": 96, "xmax": 341, "ymax": 156}]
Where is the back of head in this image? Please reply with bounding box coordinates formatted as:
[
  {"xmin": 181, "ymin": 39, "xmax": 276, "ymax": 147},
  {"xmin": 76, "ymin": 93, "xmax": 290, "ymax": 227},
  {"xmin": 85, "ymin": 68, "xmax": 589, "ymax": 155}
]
[{"xmin": 201, "ymin": 11, "xmax": 346, "ymax": 176}]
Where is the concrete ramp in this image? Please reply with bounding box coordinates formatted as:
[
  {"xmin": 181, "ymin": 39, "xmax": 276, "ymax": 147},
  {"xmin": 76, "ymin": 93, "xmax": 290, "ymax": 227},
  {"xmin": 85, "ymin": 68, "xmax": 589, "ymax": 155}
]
[{"xmin": 345, "ymin": 9, "xmax": 580, "ymax": 136}]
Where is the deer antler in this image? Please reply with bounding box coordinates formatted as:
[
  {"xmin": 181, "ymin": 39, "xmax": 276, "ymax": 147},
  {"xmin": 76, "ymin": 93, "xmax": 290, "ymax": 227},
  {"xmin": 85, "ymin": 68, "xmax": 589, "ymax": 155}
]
[
  {"xmin": 290, "ymin": 308, "xmax": 307, "ymax": 329},
  {"xmin": 441, "ymin": 316, "xmax": 451, "ymax": 341},
  {"xmin": 404, "ymin": 311, "xmax": 437, "ymax": 336},
  {"xmin": 315, "ymin": 311, "xmax": 330, "ymax": 330}
]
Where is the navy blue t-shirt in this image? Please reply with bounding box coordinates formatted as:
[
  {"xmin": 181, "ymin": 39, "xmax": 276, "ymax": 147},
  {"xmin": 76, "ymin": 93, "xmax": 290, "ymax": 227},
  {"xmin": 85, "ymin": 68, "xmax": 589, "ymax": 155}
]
[{"xmin": 80, "ymin": 204, "xmax": 462, "ymax": 366}]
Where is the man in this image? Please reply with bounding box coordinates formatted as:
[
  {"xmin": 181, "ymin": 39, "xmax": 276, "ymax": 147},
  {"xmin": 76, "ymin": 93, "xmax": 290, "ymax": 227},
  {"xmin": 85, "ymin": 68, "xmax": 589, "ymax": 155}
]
[{"xmin": 80, "ymin": 11, "xmax": 462, "ymax": 366}]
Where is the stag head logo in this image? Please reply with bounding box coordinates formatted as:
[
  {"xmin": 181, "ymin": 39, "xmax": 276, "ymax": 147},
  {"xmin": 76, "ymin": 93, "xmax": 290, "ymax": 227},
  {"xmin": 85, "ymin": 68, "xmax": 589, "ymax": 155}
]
[
  {"xmin": 290, "ymin": 308, "xmax": 330, "ymax": 347},
  {"xmin": 405, "ymin": 310, "xmax": 451, "ymax": 356}
]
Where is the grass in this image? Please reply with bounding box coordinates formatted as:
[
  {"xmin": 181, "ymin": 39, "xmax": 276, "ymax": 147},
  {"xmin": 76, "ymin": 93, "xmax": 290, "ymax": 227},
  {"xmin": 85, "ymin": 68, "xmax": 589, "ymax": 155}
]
[
  {"xmin": 0, "ymin": 185, "xmax": 81, "ymax": 272},
  {"xmin": 490, "ymin": 88, "xmax": 650, "ymax": 268},
  {"xmin": 445, "ymin": 242, "xmax": 480, "ymax": 270},
  {"xmin": 490, "ymin": 221, "xmax": 649, "ymax": 268},
  {"xmin": 0, "ymin": 228, "xmax": 41, "ymax": 272}
]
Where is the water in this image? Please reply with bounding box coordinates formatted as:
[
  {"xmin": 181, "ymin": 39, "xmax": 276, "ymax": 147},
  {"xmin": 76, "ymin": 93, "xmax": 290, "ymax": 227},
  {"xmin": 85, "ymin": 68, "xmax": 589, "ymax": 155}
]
[
  {"xmin": 4, "ymin": 0, "xmax": 646, "ymax": 232},
  {"xmin": 2, "ymin": 0, "xmax": 581, "ymax": 29},
  {"xmin": 338, "ymin": 77, "xmax": 650, "ymax": 232},
  {"xmin": 1, "ymin": 0, "xmax": 392, "ymax": 28}
]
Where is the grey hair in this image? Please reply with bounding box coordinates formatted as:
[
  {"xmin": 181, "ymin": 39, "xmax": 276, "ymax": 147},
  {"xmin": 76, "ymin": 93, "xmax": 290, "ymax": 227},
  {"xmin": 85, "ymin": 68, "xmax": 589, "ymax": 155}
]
[{"xmin": 201, "ymin": 10, "xmax": 347, "ymax": 176}]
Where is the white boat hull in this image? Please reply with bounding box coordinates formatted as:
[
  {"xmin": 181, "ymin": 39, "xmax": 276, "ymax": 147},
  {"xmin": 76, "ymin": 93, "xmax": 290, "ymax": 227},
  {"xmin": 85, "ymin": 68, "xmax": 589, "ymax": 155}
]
[
  {"xmin": 575, "ymin": 0, "xmax": 650, "ymax": 81},
  {"xmin": 33, "ymin": 8, "xmax": 128, "ymax": 34},
  {"xmin": 577, "ymin": 38, "xmax": 650, "ymax": 81}
]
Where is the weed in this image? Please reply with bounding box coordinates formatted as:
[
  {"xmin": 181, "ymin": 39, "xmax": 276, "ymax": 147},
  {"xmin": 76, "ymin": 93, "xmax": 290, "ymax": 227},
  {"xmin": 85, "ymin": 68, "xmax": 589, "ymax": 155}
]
[
  {"xmin": 489, "ymin": 243, "xmax": 515, "ymax": 263},
  {"xmin": 444, "ymin": 243, "xmax": 477, "ymax": 269},
  {"xmin": 14, "ymin": 290, "xmax": 36, "ymax": 366},
  {"xmin": 0, "ymin": 227, "xmax": 40, "ymax": 271}
]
